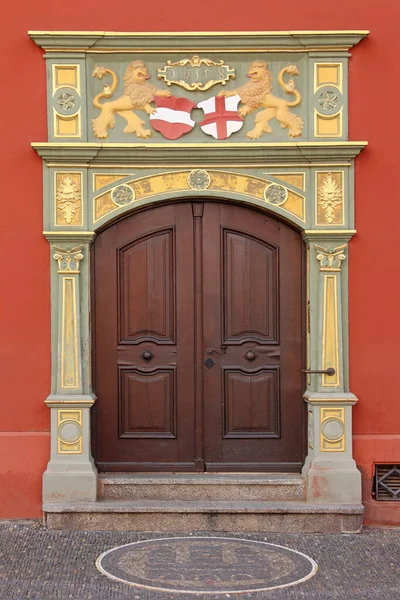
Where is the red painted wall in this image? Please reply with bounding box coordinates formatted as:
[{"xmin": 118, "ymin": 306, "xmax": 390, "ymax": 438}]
[{"xmin": 1, "ymin": 0, "xmax": 399, "ymax": 521}]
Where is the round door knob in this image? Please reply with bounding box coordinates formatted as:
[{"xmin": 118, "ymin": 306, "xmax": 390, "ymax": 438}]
[
  {"xmin": 245, "ymin": 350, "xmax": 256, "ymax": 361},
  {"xmin": 141, "ymin": 350, "xmax": 154, "ymax": 361}
]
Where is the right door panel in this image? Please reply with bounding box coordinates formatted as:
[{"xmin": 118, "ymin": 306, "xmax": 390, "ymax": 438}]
[{"xmin": 202, "ymin": 202, "xmax": 304, "ymax": 472}]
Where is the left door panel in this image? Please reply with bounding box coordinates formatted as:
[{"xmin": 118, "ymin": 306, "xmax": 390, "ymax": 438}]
[{"xmin": 94, "ymin": 203, "xmax": 196, "ymax": 471}]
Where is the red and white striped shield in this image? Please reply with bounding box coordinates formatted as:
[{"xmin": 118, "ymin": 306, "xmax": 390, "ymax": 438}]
[
  {"xmin": 197, "ymin": 94, "xmax": 243, "ymax": 140},
  {"xmin": 150, "ymin": 95, "xmax": 196, "ymax": 140}
]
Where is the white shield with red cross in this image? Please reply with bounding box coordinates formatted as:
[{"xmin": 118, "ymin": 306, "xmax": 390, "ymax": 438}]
[
  {"xmin": 197, "ymin": 94, "xmax": 243, "ymax": 140},
  {"xmin": 150, "ymin": 95, "xmax": 196, "ymax": 140}
]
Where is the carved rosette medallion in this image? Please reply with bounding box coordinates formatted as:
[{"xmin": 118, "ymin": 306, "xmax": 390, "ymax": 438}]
[
  {"xmin": 318, "ymin": 90, "xmax": 338, "ymax": 112},
  {"xmin": 317, "ymin": 172, "xmax": 343, "ymax": 224},
  {"xmin": 57, "ymin": 92, "xmax": 76, "ymax": 111},
  {"xmin": 157, "ymin": 56, "xmax": 235, "ymax": 92},
  {"xmin": 264, "ymin": 183, "xmax": 288, "ymax": 206},
  {"xmin": 56, "ymin": 174, "xmax": 82, "ymax": 225},
  {"xmin": 188, "ymin": 170, "xmax": 211, "ymax": 191},
  {"xmin": 111, "ymin": 184, "xmax": 135, "ymax": 207}
]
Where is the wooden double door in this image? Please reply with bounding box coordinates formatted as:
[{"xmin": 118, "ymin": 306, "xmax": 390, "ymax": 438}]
[{"xmin": 94, "ymin": 201, "xmax": 304, "ymax": 472}]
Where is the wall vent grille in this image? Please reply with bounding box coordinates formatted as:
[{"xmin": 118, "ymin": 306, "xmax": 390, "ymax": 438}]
[{"xmin": 374, "ymin": 464, "xmax": 400, "ymax": 501}]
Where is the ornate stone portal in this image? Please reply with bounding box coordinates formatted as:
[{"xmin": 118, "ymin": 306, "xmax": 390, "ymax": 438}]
[{"xmin": 30, "ymin": 30, "xmax": 368, "ymax": 510}]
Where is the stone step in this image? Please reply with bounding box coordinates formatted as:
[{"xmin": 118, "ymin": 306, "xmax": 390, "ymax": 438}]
[
  {"xmin": 43, "ymin": 500, "xmax": 364, "ymax": 533},
  {"xmin": 98, "ymin": 473, "xmax": 306, "ymax": 502}
]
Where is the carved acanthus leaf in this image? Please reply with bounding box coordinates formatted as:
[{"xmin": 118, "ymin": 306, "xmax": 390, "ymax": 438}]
[
  {"xmin": 56, "ymin": 175, "xmax": 81, "ymax": 224},
  {"xmin": 318, "ymin": 173, "xmax": 342, "ymax": 224}
]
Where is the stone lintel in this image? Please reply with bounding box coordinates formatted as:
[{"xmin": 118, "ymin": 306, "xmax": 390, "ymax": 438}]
[
  {"xmin": 31, "ymin": 142, "xmax": 368, "ymax": 166},
  {"xmin": 28, "ymin": 30, "xmax": 369, "ymax": 52}
]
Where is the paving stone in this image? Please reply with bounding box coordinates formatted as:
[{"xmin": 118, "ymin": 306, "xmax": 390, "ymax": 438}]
[{"xmin": 0, "ymin": 522, "xmax": 399, "ymax": 599}]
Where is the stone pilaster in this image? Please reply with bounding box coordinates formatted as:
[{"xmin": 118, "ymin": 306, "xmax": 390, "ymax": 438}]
[
  {"xmin": 43, "ymin": 236, "xmax": 97, "ymax": 502},
  {"xmin": 302, "ymin": 232, "xmax": 361, "ymax": 504}
]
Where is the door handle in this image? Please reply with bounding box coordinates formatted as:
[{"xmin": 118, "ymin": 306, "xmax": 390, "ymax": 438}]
[
  {"xmin": 302, "ymin": 367, "xmax": 336, "ymax": 376},
  {"xmin": 206, "ymin": 346, "xmax": 227, "ymax": 356}
]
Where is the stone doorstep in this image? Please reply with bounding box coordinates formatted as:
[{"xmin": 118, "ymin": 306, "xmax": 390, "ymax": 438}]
[
  {"xmin": 98, "ymin": 473, "xmax": 306, "ymax": 502},
  {"xmin": 43, "ymin": 500, "xmax": 364, "ymax": 533}
]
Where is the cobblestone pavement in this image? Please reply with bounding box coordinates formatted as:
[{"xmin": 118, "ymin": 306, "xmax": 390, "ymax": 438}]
[{"xmin": 0, "ymin": 522, "xmax": 399, "ymax": 600}]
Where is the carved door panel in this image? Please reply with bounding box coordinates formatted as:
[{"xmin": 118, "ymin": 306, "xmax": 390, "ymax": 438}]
[
  {"xmin": 94, "ymin": 203, "xmax": 196, "ymax": 471},
  {"xmin": 94, "ymin": 201, "xmax": 303, "ymax": 472},
  {"xmin": 202, "ymin": 203, "xmax": 304, "ymax": 472}
]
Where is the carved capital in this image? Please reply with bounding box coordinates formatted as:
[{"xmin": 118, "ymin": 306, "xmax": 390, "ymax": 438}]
[
  {"xmin": 315, "ymin": 244, "xmax": 346, "ymax": 271},
  {"xmin": 54, "ymin": 245, "xmax": 84, "ymax": 273}
]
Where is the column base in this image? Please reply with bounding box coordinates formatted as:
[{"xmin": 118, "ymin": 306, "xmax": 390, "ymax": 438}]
[
  {"xmin": 43, "ymin": 458, "xmax": 98, "ymax": 503},
  {"xmin": 303, "ymin": 456, "xmax": 362, "ymax": 504}
]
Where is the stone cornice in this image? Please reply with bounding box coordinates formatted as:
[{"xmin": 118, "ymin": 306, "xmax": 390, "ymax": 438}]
[
  {"xmin": 28, "ymin": 30, "xmax": 369, "ymax": 52},
  {"xmin": 32, "ymin": 142, "xmax": 368, "ymax": 166}
]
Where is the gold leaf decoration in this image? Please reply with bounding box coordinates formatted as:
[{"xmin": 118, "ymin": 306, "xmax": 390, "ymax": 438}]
[
  {"xmin": 318, "ymin": 173, "xmax": 342, "ymax": 224},
  {"xmin": 56, "ymin": 175, "xmax": 81, "ymax": 224}
]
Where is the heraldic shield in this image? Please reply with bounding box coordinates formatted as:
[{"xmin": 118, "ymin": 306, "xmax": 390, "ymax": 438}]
[
  {"xmin": 150, "ymin": 95, "xmax": 196, "ymax": 140},
  {"xmin": 197, "ymin": 94, "xmax": 244, "ymax": 140}
]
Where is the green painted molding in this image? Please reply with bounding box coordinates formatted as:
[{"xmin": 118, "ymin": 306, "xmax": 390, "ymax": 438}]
[
  {"xmin": 28, "ymin": 30, "xmax": 369, "ymax": 52},
  {"xmin": 302, "ymin": 230, "xmax": 357, "ymax": 243},
  {"xmin": 32, "ymin": 142, "xmax": 368, "ymax": 165},
  {"xmin": 44, "ymin": 232, "xmax": 96, "ymax": 244},
  {"xmin": 304, "ymin": 391, "xmax": 358, "ymax": 404}
]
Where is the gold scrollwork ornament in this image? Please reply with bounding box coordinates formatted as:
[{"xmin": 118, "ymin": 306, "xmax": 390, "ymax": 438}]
[
  {"xmin": 315, "ymin": 244, "xmax": 346, "ymax": 271},
  {"xmin": 54, "ymin": 245, "xmax": 84, "ymax": 273},
  {"xmin": 157, "ymin": 56, "xmax": 235, "ymax": 92}
]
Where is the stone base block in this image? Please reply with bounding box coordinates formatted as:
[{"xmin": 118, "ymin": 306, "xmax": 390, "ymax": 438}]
[
  {"xmin": 43, "ymin": 500, "xmax": 364, "ymax": 533},
  {"xmin": 303, "ymin": 458, "xmax": 362, "ymax": 504},
  {"xmin": 43, "ymin": 471, "xmax": 97, "ymax": 503}
]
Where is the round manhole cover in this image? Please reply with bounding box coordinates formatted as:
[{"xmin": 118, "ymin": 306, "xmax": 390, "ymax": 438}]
[{"xmin": 96, "ymin": 536, "xmax": 318, "ymax": 594}]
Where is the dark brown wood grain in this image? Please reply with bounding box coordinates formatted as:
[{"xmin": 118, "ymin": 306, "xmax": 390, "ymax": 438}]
[{"xmin": 93, "ymin": 201, "xmax": 304, "ymax": 472}]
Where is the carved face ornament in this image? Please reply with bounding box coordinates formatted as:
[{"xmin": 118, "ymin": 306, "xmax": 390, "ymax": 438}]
[
  {"xmin": 131, "ymin": 61, "xmax": 151, "ymax": 83},
  {"xmin": 246, "ymin": 61, "xmax": 268, "ymax": 82}
]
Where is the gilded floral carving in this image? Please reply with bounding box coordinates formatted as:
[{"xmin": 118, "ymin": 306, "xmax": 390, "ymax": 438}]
[
  {"xmin": 56, "ymin": 174, "xmax": 81, "ymax": 224},
  {"xmin": 317, "ymin": 172, "xmax": 342, "ymax": 224}
]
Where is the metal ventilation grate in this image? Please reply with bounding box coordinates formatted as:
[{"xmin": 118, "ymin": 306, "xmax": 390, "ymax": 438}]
[{"xmin": 374, "ymin": 464, "xmax": 400, "ymax": 501}]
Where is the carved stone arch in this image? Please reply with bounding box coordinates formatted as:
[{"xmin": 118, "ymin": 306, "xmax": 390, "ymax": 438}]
[{"xmin": 92, "ymin": 170, "xmax": 306, "ymax": 232}]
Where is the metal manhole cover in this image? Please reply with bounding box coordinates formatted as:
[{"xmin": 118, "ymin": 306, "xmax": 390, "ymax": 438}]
[{"xmin": 96, "ymin": 536, "xmax": 318, "ymax": 594}]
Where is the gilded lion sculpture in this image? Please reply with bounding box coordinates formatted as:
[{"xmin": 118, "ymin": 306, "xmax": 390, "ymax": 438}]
[
  {"xmin": 218, "ymin": 60, "xmax": 304, "ymax": 139},
  {"xmin": 92, "ymin": 61, "xmax": 171, "ymax": 139}
]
